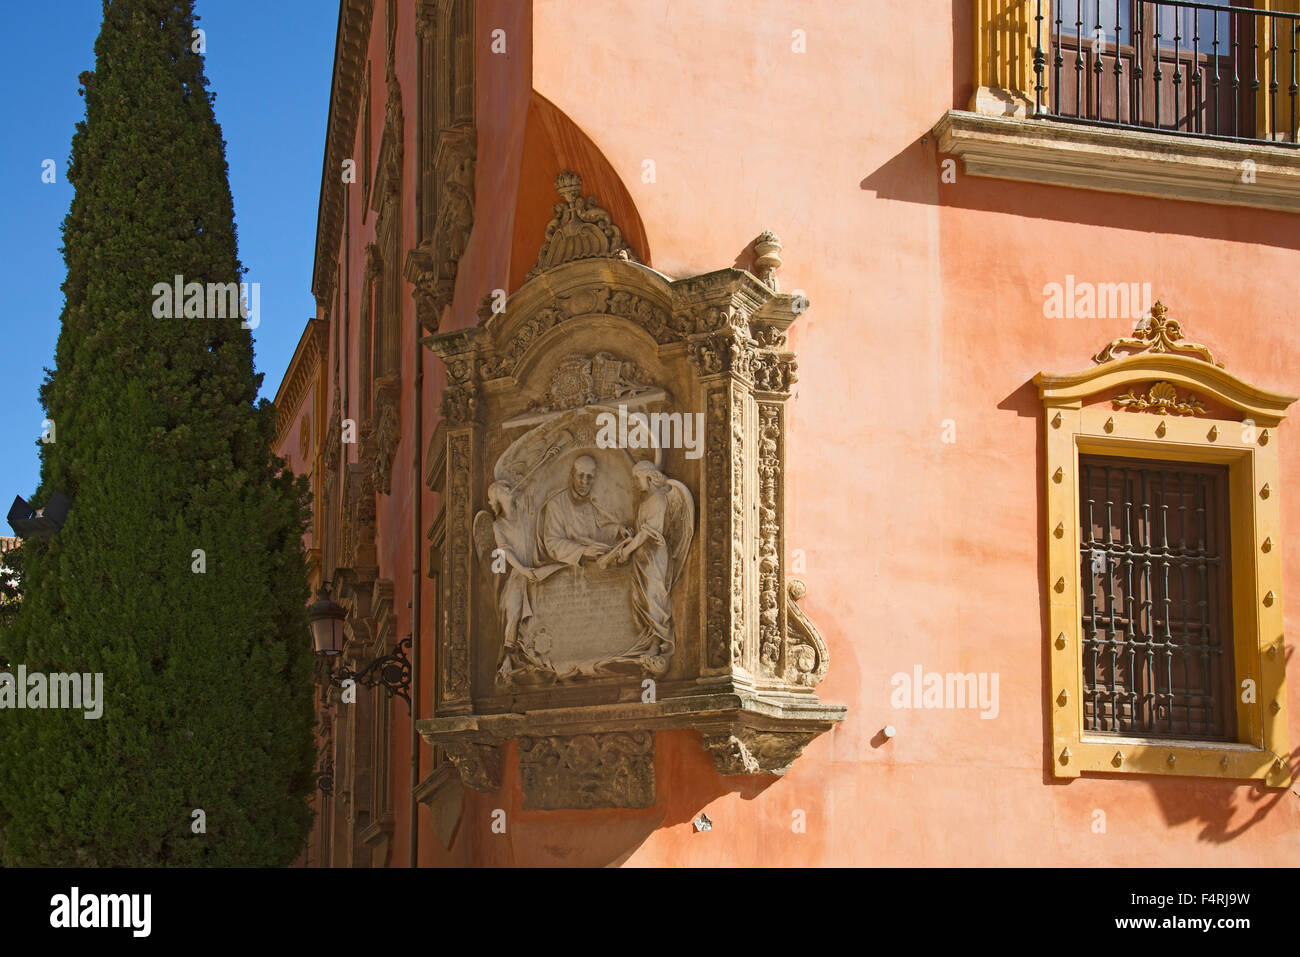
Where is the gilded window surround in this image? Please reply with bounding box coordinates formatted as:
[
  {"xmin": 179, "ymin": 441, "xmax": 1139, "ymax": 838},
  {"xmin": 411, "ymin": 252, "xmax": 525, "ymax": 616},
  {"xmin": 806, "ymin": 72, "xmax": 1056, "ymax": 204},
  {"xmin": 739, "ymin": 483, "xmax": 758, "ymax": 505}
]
[{"xmin": 1035, "ymin": 308, "xmax": 1296, "ymax": 786}]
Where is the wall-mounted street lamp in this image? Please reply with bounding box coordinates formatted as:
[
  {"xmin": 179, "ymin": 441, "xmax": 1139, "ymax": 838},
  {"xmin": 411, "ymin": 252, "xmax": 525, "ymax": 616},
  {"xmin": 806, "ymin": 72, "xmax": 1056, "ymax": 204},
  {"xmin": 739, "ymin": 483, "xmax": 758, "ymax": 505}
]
[
  {"xmin": 308, "ymin": 582, "xmax": 412, "ymax": 709},
  {"xmin": 308, "ymin": 586, "xmax": 346, "ymax": 656},
  {"xmin": 7, "ymin": 492, "xmax": 71, "ymax": 539}
]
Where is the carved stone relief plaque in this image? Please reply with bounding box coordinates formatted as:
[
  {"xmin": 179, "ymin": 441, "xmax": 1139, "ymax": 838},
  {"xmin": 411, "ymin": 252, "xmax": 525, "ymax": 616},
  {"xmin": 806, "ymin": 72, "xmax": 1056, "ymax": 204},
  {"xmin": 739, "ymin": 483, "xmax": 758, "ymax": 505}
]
[
  {"xmin": 518, "ymin": 732, "xmax": 654, "ymax": 810},
  {"xmin": 418, "ymin": 172, "xmax": 846, "ymax": 802},
  {"xmin": 472, "ymin": 405, "xmax": 694, "ymax": 686}
]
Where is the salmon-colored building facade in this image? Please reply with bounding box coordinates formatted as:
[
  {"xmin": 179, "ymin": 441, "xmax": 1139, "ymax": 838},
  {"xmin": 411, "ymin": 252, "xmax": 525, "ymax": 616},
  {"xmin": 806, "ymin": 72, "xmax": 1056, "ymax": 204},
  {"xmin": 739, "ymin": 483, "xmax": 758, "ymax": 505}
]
[{"xmin": 274, "ymin": 0, "xmax": 1300, "ymax": 866}]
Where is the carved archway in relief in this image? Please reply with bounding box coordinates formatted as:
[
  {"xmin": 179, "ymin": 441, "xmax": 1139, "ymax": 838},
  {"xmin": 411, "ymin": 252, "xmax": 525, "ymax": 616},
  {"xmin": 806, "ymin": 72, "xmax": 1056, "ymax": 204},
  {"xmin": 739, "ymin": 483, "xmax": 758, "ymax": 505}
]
[{"xmin": 419, "ymin": 172, "xmax": 845, "ymax": 808}]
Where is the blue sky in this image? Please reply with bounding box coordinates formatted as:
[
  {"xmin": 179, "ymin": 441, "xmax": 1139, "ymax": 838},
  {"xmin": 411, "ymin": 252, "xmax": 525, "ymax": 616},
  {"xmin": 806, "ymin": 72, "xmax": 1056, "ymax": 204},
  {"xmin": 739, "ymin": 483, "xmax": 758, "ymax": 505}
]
[{"xmin": 0, "ymin": 1, "xmax": 335, "ymax": 510}]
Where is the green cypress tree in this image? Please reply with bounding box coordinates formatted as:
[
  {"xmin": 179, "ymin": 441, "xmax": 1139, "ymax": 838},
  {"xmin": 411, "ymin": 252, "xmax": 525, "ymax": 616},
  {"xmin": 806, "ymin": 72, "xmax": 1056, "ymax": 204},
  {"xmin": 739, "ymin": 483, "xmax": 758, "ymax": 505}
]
[{"xmin": 0, "ymin": 0, "xmax": 315, "ymax": 866}]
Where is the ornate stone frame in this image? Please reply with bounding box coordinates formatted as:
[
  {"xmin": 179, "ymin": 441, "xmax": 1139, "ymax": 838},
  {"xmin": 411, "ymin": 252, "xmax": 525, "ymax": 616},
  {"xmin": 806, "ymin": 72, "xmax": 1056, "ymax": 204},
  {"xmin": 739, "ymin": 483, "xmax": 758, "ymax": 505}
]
[
  {"xmin": 1035, "ymin": 306, "xmax": 1295, "ymax": 786},
  {"xmin": 416, "ymin": 174, "xmax": 845, "ymax": 806},
  {"xmin": 363, "ymin": 1, "xmax": 403, "ymax": 498},
  {"xmin": 405, "ymin": 0, "xmax": 476, "ymax": 335},
  {"xmin": 358, "ymin": 578, "xmax": 396, "ymax": 866}
]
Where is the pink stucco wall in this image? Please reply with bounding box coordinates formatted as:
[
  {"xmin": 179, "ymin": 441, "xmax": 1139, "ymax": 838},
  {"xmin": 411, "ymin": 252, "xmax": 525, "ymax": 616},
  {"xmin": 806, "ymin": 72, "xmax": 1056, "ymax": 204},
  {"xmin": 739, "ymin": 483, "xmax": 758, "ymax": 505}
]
[{"xmin": 306, "ymin": 0, "xmax": 1300, "ymax": 866}]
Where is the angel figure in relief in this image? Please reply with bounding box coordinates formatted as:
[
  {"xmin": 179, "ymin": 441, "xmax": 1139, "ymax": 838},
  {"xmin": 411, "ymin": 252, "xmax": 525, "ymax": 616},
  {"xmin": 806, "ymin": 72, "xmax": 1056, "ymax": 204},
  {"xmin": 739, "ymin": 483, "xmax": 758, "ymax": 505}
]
[
  {"xmin": 597, "ymin": 460, "xmax": 694, "ymax": 672},
  {"xmin": 473, "ymin": 480, "xmax": 565, "ymax": 683}
]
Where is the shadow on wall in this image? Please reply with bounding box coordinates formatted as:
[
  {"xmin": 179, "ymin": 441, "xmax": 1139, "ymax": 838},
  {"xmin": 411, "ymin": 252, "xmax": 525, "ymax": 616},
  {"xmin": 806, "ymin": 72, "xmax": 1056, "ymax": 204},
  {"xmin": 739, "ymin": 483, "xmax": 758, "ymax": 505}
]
[
  {"xmin": 508, "ymin": 91, "xmax": 652, "ymax": 294},
  {"xmin": 862, "ymin": 135, "xmax": 1300, "ymax": 252},
  {"xmin": 997, "ymin": 380, "xmax": 1059, "ymax": 790},
  {"xmin": 450, "ymin": 732, "xmax": 777, "ymax": 867},
  {"xmin": 1145, "ymin": 643, "xmax": 1297, "ymax": 844}
]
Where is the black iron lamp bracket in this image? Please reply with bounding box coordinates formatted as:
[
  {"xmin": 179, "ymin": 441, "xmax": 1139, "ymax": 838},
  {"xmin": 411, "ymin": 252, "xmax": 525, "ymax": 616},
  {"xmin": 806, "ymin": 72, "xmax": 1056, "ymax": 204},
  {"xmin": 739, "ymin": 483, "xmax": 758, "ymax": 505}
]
[{"xmin": 329, "ymin": 637, "xmax": 412, "ymax": 711}]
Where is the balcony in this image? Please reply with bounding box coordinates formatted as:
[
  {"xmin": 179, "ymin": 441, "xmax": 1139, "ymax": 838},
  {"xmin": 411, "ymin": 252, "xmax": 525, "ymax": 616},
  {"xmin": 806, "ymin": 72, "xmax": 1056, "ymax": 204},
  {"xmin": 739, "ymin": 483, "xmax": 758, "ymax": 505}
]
[
  {"xmin": 938, "ymin": 0, "xmax": 1300, "ymax": 211},
  {"xmin": 1034, "ymin": 0, "xmax": 1299, "ymax": 145}
]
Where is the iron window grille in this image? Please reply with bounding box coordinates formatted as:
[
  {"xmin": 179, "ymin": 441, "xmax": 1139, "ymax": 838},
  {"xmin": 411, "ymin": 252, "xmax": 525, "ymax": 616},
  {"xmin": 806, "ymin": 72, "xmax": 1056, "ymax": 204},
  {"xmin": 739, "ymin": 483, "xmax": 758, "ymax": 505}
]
[
  {"xmin": 1034, "ymin": 0, "xmax": 1300, "ymax": 144},
  {"xmin": 1079, "ymin": 455, "xmax": 1235, "ymax": 741}
]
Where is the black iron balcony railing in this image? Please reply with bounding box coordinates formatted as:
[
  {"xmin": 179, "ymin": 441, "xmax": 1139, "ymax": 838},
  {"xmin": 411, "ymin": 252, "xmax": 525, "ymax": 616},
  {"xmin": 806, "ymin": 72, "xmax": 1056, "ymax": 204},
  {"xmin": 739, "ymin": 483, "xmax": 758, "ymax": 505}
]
[{"xmin": 1033, "ymin": 0, "xmax": 1300, "ymax": 144}]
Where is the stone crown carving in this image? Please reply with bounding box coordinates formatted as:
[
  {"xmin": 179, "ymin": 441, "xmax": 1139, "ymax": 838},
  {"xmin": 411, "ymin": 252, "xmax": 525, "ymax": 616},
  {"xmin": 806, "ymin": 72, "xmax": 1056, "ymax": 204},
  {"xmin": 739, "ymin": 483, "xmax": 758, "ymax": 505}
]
[
  {"xmin": 406, "ymin": 132, "xmax": 476, "ymax": 334},
  {"xmin": 528, "ymin": 171, "xmax": 636, "ymax": 279}
]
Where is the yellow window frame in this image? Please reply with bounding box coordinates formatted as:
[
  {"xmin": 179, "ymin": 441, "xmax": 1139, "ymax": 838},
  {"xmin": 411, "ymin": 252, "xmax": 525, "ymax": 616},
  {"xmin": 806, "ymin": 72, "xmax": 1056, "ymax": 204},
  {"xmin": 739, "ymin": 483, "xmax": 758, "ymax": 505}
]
[{"xmin": 1035, "ymin": 307, "xmax": 1296, "ymax": 785}]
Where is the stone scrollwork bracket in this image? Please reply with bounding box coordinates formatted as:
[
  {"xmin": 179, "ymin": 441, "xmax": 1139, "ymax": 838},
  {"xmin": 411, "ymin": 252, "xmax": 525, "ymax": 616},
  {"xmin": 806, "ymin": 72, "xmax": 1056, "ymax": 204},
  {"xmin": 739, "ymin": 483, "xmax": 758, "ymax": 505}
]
[{"xmin": 442, "ymin": 740, "xmax": 504, "ymax": 793}]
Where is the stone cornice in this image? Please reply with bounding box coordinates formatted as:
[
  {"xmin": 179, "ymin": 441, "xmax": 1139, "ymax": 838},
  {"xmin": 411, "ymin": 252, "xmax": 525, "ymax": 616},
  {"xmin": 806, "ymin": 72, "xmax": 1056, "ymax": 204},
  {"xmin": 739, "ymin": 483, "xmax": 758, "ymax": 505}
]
[
  {"xmin": 1035, "ymin": 353, "xmax": 1298, "ymax": 425},
  {"xmin": 933, "ymin": 110, "xmax": 1300, "ymax": 213},
  {"xmin": 312, "ymin": 0, "xmax": 376, "ymax": 304},
  {"xmin": 418, "ymin": 693, "xmax": 847, "ymax": 783},
  {"xmin": 274, "ymin": 318, "xmax": 328, "ymax": 447}
]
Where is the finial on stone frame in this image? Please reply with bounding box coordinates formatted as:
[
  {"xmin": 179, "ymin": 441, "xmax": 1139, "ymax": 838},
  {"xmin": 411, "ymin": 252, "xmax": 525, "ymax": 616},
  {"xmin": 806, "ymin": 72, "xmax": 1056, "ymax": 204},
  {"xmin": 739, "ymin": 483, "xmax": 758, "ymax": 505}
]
[
  {"xmin": 528, "ymin": 171, "xmax": 635, "ymax": 279},
  {"xmin": 1092, "ymin": 301, "xmax": 1223, "ymax": 367},
  {"xmin": 753, "ymin": 230, "xmax": 783, "ymax": 292}
]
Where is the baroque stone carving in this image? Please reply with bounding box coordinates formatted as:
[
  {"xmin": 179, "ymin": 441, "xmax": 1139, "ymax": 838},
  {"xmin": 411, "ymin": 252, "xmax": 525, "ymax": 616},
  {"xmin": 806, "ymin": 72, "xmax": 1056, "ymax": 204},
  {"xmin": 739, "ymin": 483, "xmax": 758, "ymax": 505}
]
[
  {"xmin": 364, "ymin": 242, "xmax": 383, "ymax": 280},
  {"xmin": 757, "ymin": 405, "xmax": 783, "ymax": 676},
  {"xmin": 472, "ymin": 408, "xmax": 694, "ymax": 685},
  {"xmin": 443, "ymin": 433, "xmax": 473, "ymax": 705},
  {"xmin": 323, "ymin": 386, "xmax": 343, "ymax": 535},
  {"xmin": 753, "ymin": 230, "xmax": 783, "ymax": 292},
  {"xmin": 518, "ymin": 732, "xmax": 654, "ymax": 810},
  {"xmin": 340, "ymin": 460, "xmax": 377, "ymax": 574},
  {"xmin": 418, "ymin": 175, "xmax": 845, "ymax": 799},
  {"xmin": 377, "ymin": 11, "xmax": 403, "ymax": 206},
  {"xmin": 701, "ymin": 727, "xmax": 818, "ymax": 777},
  {"xmin": 442, "ymin": 741, "xmax": 502, "ymax": 792},
  {"xmin": 704, "ymin": 390, "xmax": 733, "ymax": 670},
  {"xmin": 406, "ymin": 133, "xmax": 475, "ymax": 334},
  {"xmin": 439, "ymin": 354, "xmax": 479, "ymax": 426},
  {"xmin": 1093, "ymin": 301, "xmax": 1222, "ymax": 366},
  {"xmin": 371, "ymin": 378, "xmax": 401, "ymax": 495},
  {"xmin": 528, "ymin": 171, "xmax": 636, "ymax": 279},
  {"xmin": 1113, "ymin": 381, "xmax": 1209, "ymax": 417},
  {"xmin": 785, "ymin": 580, "xmax": 829, "ymax": 687},
  {"xmin": 527, "ymin": 352, "xmax": 658, "ymax": 414}
]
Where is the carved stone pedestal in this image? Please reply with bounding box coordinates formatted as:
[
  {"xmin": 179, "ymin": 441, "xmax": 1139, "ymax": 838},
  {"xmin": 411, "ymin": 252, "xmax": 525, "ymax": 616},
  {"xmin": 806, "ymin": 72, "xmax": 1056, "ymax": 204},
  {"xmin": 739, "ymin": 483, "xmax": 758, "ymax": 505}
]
[{"xmin": 419, "ymin": 691, "xmax": 846, "ymax": 806}]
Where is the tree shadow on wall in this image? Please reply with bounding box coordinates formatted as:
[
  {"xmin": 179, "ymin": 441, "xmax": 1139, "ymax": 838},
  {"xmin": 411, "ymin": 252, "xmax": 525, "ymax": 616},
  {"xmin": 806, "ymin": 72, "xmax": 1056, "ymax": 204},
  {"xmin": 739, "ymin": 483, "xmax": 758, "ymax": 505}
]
[{"xmin": 1073, "ymin": 739, "xmax": 1299, "ymax": 845}]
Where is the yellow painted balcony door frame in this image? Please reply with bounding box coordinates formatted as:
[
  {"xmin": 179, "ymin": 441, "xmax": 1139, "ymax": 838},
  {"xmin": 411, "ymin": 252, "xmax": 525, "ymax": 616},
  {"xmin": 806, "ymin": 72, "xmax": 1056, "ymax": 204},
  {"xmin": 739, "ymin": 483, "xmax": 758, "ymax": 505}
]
[{"xmin": 973, "ymin": 0, "xmax": 1298, "ymax": 141}]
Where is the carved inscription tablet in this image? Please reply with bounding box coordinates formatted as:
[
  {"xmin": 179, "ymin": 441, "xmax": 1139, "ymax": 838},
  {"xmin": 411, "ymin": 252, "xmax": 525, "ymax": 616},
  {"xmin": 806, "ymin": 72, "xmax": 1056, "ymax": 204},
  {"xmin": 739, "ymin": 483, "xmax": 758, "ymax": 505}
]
[{"xmin": 528, "ymin": 565, "xmax": 639, "ymax": 674}]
